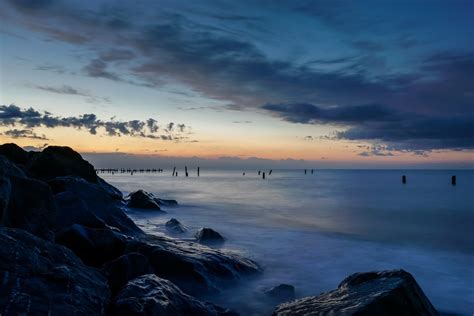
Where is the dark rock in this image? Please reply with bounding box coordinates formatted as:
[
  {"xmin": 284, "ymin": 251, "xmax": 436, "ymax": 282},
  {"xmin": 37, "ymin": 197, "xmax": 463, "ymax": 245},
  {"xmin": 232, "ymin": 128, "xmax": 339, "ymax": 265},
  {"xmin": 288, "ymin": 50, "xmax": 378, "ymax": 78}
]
[
  {"xmin": 126, "ymin": 190, "xmax": 163, "ymax": 211},
  {"xmin": 265, "ymin": 284, "xmax": 295, "ymax": 302},
  {"xmin": 0, "ymin": 227, "xmax": 110, "ymax": 315},
  {"xmin": 111, "ymin": 274, "xmax": 237, "ymax": 316},
  {"xmin": 0, "ymin": 143, "xmax": 29, "ymax": 165},
  {"xmin": 125, "ymin": 235, "xmax": 261, "ymax": 295},
  {"xmin": 156, "ymin": 198, "xmax": 178, "ymax": 207},
  {"xmin": 48, "ymin": 176, "xmax": 141, "ymax": 236},
  {"xmin": 166, "ymin": 218, "xmax": 187, "ymax": 234},
  {"xmin": 56, "ymin": 224, "xmax": 128, "ymax": 267},
  {"xmin": 101, "ymin": 252, "xmax": 154, "ymax": 295},
  {"xmin": 273, "ymin": 269, "xmax": 439, "ymax": 316},
  {"xmin": 195, "ymin": 228, "xmax": 225, "ymax": 244}
]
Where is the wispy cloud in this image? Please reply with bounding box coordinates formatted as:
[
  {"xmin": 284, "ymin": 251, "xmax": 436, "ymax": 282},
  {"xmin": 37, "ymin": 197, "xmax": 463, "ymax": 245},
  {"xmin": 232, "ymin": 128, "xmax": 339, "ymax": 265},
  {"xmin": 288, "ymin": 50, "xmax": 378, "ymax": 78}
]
[{"xmin": 34, "ymin": 84, "xmax": 110, "ymax": 103}]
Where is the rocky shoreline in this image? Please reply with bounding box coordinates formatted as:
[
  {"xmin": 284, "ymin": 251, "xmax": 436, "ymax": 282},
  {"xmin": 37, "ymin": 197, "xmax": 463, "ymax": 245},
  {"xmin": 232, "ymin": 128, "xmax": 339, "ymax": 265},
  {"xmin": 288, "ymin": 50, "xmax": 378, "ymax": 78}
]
[{"xmin": 0, "ymin": 143, "xmax": 439, "ymax": 315}]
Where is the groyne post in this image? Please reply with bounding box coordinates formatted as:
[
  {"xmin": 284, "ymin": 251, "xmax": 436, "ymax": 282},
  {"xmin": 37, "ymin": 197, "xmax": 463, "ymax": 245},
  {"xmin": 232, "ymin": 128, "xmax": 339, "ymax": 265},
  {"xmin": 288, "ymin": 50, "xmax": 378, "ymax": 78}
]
[
  {"xmin": 262, "ymin": 172, "xmax": 265, "ymax": 180},
  {"xmin": 197, "ymin": 167, "xmax": 200, "ymax": 177},
  {"xmin": 185, "ymin": 166, "xmax": 189, "ymax": 177},
  {"xmin": 402, "ymin": 175, "xmax": 406, "ymax": 184},
  {"xmin": 452, "ymin": 175, "xmax": 456, "ymax": 186}
]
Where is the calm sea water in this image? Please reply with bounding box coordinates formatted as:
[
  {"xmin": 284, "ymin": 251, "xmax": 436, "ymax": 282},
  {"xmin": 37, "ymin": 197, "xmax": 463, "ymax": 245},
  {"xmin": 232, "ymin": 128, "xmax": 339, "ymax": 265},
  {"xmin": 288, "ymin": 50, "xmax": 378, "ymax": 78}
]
[{"xmin": 102, "ymin": 169, "xmax": 474, "ymax": 315}]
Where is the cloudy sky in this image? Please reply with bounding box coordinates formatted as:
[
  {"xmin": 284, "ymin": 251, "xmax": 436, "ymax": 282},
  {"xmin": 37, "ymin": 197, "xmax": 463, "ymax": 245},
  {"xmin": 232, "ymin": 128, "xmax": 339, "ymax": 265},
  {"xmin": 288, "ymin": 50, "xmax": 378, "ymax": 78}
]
[{"xmin": 0, "ymin": 0, "xmax": 473, "ymax": 167}]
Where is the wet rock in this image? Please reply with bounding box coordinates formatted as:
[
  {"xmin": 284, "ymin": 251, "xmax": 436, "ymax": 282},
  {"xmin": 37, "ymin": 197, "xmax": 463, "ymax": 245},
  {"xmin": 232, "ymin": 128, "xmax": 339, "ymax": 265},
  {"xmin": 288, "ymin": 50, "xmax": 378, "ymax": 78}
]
[
  {"xmin": 125, "ymin": 235, "xmax": 261, "ymax": 295},
  {"xmin": 265, "ymin": 284, "xmax": 295, "ymax": 302},
  {"xmin": 0, "ymin": 155, "xmax": 27, "ymax": 178},
  {"xmin": 0, "ymin": 227, "xmax": 110, "ymax": 315},
  {"xmin": 126, "ymin": 190, "xmax": 163, "ymax": 211},
  {"xmin": 195, "ymin": 228, "xmax": 225, "ymax": 244},
  {"xmin": 273, "ymin": 270, "xmax": 439, "ymax": 316},
  {"xmin": 56, "ymin": 224, "xmax": 128, "ymax": 267},
  {"xmin": 0, "ymin": 143, "xmax": 29, "ymax": 165},
  {"xmin": 156, "ymin": 198, "xmax": 178, "ymax": 207},
  {"xmin": 101, "ymin": 252, "xmax": 154, "ymax": 295},
  {"xmin": 166, "ymin": 218, "xmax": 187, "ymax": 234},
  {"xmin": 49, "ymin": 176, "xmax": 141, "ymax": 236},
  {"xmin": 111, "ymin": 274, "xmax": 237, "ymax": 316}
]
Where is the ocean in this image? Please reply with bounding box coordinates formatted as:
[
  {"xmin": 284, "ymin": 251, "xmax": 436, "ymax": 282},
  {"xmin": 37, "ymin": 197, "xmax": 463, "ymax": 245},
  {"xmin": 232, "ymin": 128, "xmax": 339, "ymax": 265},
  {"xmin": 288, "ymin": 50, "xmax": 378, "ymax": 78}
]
[{"xmin": 102, "ymin": 169, "xmax": 474, "ymax": 315}]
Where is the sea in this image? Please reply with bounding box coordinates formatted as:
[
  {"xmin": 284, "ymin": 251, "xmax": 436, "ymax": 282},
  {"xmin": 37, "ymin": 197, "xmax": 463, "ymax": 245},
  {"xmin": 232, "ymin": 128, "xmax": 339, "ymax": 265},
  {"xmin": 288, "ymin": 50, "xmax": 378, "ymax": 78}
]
[{"xmin": 101, "ymin": 169, "xmax": 474, "ymax": 315}]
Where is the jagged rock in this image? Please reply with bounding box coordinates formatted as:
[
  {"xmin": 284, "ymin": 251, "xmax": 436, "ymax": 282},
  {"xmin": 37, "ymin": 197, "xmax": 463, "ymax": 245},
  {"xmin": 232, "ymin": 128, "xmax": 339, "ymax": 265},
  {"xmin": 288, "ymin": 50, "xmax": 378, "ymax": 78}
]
[
  {"xmin": 273, "ymin": 270, "xmax": 439, "ymax": 316},
  {"xmin": 56, "ymin": 224, "xmax": 129, "ymax": 267},
  {"xmin": 111, "ymin": 274, "xmax": 237, "ymax": 316},
  {"xmin": 48, "ymin": 176, "xmax": 141, "ymax": 236},
  {"xmin": 166, "ymin": 218, "xmax": 187, "ymax": 234},
  {"xmin": 0, "ymin": 143, "xmax": 29, "ymax": 165},
  {"xmin": 126, "ymin": 190, "xmax": 163, "ymax": 211},
  {"xmin": 0, "ymin": 227, "xmax": 110, "ymax": 315},
  {"xmin": 265, "ymin": 284, "xmax": 295, "ymax": 302},
  {"xmin": 195, "ymin": 228, "xmax": 225, "ymax": 244},
  {"xmin": 156, "ymin": 198, "xmax": 178, "ymax": 207},
  {"xmin": 125, "ymin": 235, "xmax": 261, "ymax": 295},
  {"xmin": 101, "ymin": 252, "xmax": 154, "ymax": 294}
]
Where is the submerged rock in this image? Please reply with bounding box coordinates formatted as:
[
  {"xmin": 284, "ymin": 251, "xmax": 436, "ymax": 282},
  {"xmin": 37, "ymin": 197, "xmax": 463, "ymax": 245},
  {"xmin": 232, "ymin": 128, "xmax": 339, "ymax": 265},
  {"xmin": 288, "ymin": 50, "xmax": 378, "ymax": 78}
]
[
  {"xmin": 273, "ymin": 269, "xmax": 439, "ymax": 316},
  {"xmin": 195, "ymin": 227, "xmax": 225, "ymax": 244},
  {"xmin": 265, "ymin": 284, "xmax": 295, "ymax": 302},
  {"xmin": 56, "ymin": 224, "xmax": 129, "ymax": 267},
  {"xmin": 125, "ymin": 234, "xmax": 261, "ymax": 295},
  {"xmin": 102, "ymin": 252, "xmax": 154, "ymax": 295},
  {"xmin": 166, "ymin": 218, "xmax": 187, "ymax": 234},
  {"xmin": 126, "ymin": 190, "xmax": 163, "ymax": 211},
  {"xmin": 111, "ymin": 274, "xmax": 236, "ymax": 316},
  {"xmin": 0, "ymin": 227, "xmax": 110, "ymax": 315}
]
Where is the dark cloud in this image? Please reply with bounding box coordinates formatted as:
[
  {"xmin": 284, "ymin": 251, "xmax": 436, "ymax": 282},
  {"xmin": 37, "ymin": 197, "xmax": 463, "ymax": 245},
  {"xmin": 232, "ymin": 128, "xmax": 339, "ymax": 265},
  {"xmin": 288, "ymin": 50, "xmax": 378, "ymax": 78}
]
[
  {"xmin": 0, "ymin": 104, "xmax": 190, "ymax": 141},
  {"xmin": 83, "ymin": 59, "xmax": 121, "ymax": 81},
  {"xmin": 34, "ymin": 84, "xmax": 110, "ymax": 103}
]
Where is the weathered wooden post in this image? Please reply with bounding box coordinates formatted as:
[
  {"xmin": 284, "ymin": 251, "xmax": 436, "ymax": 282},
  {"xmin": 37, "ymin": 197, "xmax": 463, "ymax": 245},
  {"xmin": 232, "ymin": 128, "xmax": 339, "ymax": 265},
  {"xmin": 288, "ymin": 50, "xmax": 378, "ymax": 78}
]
[
  {"xmin": 185, "ymin": 166, "xmax": 189, "ymax": 177},
  {"xmin": 452, "ymin": 175, "xmax": 456, "ymax": 186},
  {"xmin": 304, "ymin": 169, "xmax": 307, "ymax": 175},
  {"xmin": 262, "ymin": 172, "xmax": 265, "ymax": 180},
  {"xmin": 269, "ymin": 169, "xmax": 272, "ymax": 175},
  {"xmin": 311, "ymin": 169, "xmax": 313, "ymax": 174},
  {"xmin": 258, "ymin": 170, "xmax": 261, "ymax": 175},
  {"xmin": 172, "ymin": 167, "xmax": 176, "ymax": 177},
  {"xmin": 402, "ymin": 175, "xmax": 406, "ymax": 184},
  {"xmin": 197, "ymin": 167, "xmax": 200, "ymax": 177}
]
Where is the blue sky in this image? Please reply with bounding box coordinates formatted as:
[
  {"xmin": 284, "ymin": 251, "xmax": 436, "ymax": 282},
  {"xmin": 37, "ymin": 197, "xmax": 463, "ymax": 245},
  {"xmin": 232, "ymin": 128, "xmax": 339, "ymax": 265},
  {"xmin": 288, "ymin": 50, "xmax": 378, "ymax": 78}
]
[{"xmin": 0, "ymin": 0, "xmax": 473, "ymax": 166}]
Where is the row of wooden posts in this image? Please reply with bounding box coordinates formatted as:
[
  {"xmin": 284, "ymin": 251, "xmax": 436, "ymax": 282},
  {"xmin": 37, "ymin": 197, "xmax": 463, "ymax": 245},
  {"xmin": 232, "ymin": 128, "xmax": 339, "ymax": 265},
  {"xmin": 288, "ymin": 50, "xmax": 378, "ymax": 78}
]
[{"xmin": 96, "ymin": 168, "xmax": 458, "ymax": 185}]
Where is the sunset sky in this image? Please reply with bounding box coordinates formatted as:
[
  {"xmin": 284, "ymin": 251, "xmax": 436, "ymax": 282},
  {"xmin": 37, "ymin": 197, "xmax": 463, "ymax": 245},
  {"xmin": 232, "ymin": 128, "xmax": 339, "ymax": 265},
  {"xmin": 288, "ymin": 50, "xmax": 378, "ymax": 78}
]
[{"xmin": 1, "ymin": 0, "xmax": 473, "ymax": 167}]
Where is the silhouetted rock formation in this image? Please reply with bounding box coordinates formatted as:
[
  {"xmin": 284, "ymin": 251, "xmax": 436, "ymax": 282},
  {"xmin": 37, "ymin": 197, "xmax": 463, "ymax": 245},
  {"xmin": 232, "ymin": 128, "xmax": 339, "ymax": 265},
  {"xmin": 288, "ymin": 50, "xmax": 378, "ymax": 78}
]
[
  {"xmin": 0, "ymin": 227, "xmax": 110, "ymax": 315},
  {"xmin": 127, "ymin": 189, "xmax": 163, "ymax": 211},
  {"xmin": 195, "ymin": 227, "xmax": 225, "ymax": 245},
  {"xmin": 0, "ymin": 143, "xmax": 29, "ymax": 165},
  {"xmin": 110, "ymin": 274, "xmax": 236, "ymax": 316},
  {"xmin": 273, "ymin": 270, "xmax": 439, "ymax": 316},
  {"xmin": 166, "ymin": 218, "xmax": 187, "ymax": 233},
  {"xmin": 265, "ymin": 284, "xmax": 295, "ymax": 302}
]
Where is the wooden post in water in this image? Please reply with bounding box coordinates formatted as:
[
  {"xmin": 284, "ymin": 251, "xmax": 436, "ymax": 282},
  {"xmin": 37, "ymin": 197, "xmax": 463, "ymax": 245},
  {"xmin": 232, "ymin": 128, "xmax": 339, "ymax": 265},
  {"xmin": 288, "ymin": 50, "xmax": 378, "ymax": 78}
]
[
  {"xmin": 243, "ymin": 172, "xmax": 245, "ymax": 176},
  {"xmin": 269, "ymin": 169, "xmax": 272, "ymax": 175},
  {"xmin": 402, "ymin": 175, "xmax": 406, "ymax": 184},
  {"xmin": 452, "ymin": 175, "xmax": 456, "ymax": 186},
  {"xmin": 172, "ymin": 167, "xmax": 176, "ymax": 177},
  {"xmin": 304, "ymin": 169, "xmax": 307, "ymax": 175},
  {"xmin": 258, "ymin": 170, "xmax": 261, "ymax": 175},
  {"xmin": 185, "ymin": 166, "xmax": 189, "ymax": 177},
  {"xmin": 197, "ymin": 167, "xmax": 200, "ymax": 177},
  {"xmin": 311, "ymin": 169, "xmax": 314, "ymax": 174},
  {"xmin": 262, "ymin": 172, "xmax": 265, "ymax": 180}
]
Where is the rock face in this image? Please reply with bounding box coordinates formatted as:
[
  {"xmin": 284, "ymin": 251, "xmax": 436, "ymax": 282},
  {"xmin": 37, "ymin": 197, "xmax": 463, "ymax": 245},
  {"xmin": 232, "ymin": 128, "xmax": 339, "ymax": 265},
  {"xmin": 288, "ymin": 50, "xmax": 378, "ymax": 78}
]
[
  {"xmin": 49, "ymin": 176, "xmax": 141, "ymax": 236},
  {"xmin": 0, "ymin": 227, "xmax": 110, "ymax": 315},
  {"xmin": 265, "ymin": 284, "xmax": 296, "ymax": 302},
  {"xmin": 102, "ymin": 252, "xmax": 154, "ymax": 295},
  {"xmin": 56, "ymin": 224, "xmax": 129, "ymax": 267},
  {"xmin": 111, "ymin": 274, "xmax": 236, "ymax": 316},
  {"xmin": 126, "ymin": 190, "xmax": 163, "ymax": 211},
  {"xmin": 166, "ymin": 218, "xmax": 187, "ymax": 234},
  {"xmin": 125, "ymin": 235, "xmax": 261, "ymax": 295},
  {"xmin": 195, "ymin": 227, "xmax": 225, "ymax": 244},
  {"xmin": 273, "ymin": 270, "xmax": 439, "ymax": 316}
]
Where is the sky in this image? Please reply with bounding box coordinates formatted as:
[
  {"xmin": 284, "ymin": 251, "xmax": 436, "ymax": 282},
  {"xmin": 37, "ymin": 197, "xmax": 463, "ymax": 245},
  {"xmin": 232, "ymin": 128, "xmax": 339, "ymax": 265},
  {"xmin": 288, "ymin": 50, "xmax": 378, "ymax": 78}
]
[{"xmin": 0, "ymin": 0, "xmax": 473, "ymax": 168}]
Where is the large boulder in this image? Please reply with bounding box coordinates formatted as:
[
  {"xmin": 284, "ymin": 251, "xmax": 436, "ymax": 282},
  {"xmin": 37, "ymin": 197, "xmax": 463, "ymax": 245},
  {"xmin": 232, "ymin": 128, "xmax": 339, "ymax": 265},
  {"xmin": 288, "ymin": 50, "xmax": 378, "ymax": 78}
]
[
  {"xmin": 48, "ymin": 176, "xmax": 141, "ymax": 236},
  {"xmin": 273, "ymin": 270, "xmax": 439, "ymax": 316},
  {"xmin": 166, "ymin": 218, "xmax": 187, "ymax": 234},
  {"xmin": 195, "ymin": 228, "xmax": 225, "ymax": 245},
  {"xmin": 125, "ymin": 235, "xmax": 261, "ymax": 295},
  {"xmin": 0, "ymin": 143, "xmax": 29, "ymax": 165},
  {"xmin": 101, "ymin": 252, "xmax": 154, "ymax": 295},
  {"xmin": 126, "ymin": 190, "xmax": 163, "ymax": 211},
  {"xmin": 0, "ymin": 227, "xmax": 110, "ymax": 315},
  {"xmin": 56, "ymin": 224, "xmax": 129, "ymax": 267},
  {"xmin": 110, "ymin": 274, "xmax": 236, "ymax": 316},
  {"xmin": 264, "ymin": 284, "xmax": 296, "ymax": 302}
]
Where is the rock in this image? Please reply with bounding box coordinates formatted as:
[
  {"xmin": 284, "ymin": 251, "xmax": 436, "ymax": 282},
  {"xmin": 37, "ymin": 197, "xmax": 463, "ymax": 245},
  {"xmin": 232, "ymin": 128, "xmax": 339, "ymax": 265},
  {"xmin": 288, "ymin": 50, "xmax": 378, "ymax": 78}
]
[
  {"xmin": 3, "ymin": 174, "xmax": 57, "ymax": 240},
  {"xmin": 195, "ymin": 228, "xmax": 225, "ymax": 244},
  {"xmin": 26, "ymin": 146, "xmax": 98, "ymax": 183},
  {"xmin": 166, "ymin": 218, "xmax": 187, "ymax": 234},
  {"xmin": 0, "ymin": 227, "xmax": 110, "ymax": 315},
  {"xmin": 265, "ymin": 284, "xmax": 295, "ymax": 302},
  {"xmin": 125, "ymin": 235, "xmax": 261, "ymax": 295},
  {"xmin": 156, "ymin": 198, "xmax": 178, "ymax": 207},
  {"xmin": 126, "ymin": 190, "xmax": 163, "ymax": 211},
  {"xmin": 101, "ymin": 252, "xmax": 154, "ymax": 295},
  {"xmin": 0, "ymin": 143, "xmax": 29, "ymax": 165},
  {"xmin": 273, "ymin": 270, "xmax": 439, "ymax": 316},
  {"xmin": 111, "ymin": 274, "xmax": 236, "ymax": 316},
  {"xmin": 49, "ymin": 176, "xmax": 141, "ymax": 236},
  {"xmin": 0, "ymin": 155, "xmax": 27, "ymax": 178},
  {"xmin": 56, "ymin": 224, "xmax": 129, "ymax": 267}
]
